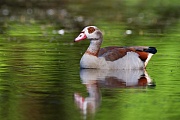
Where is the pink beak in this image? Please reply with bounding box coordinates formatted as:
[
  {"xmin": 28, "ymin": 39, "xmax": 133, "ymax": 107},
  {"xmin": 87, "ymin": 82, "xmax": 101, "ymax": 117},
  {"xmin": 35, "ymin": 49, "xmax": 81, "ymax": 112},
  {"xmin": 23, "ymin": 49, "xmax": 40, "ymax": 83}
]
[{"xmin": 74, "ymin": 33, "xmax": 87, "ymax": 42}]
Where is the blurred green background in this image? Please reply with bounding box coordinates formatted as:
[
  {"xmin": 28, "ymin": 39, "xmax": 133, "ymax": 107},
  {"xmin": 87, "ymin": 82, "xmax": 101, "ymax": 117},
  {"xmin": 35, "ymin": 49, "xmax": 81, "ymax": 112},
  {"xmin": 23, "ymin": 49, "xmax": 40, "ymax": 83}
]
[{"xmin": 0, "ymin": 0, "xmax": 180, "ymax": 120}]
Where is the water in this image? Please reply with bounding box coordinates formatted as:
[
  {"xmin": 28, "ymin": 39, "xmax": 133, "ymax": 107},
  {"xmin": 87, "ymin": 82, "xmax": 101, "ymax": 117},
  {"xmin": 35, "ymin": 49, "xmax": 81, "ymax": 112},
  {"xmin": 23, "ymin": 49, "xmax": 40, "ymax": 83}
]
[
  {"xmin": 0, "ymin": 1, "xmax": 180, "ymax": 120},
  {"xmin": 0, "ymin": 22, "xmax": 179, "ymax": 120}
]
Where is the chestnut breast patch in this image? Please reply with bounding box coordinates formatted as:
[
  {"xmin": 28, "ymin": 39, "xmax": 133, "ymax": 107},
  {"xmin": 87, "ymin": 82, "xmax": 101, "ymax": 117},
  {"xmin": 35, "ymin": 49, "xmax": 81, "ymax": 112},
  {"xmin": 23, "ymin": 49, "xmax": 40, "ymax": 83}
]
[{"xmin": 88, "ymin": 27, "xmax": 95, "ymax": 34}]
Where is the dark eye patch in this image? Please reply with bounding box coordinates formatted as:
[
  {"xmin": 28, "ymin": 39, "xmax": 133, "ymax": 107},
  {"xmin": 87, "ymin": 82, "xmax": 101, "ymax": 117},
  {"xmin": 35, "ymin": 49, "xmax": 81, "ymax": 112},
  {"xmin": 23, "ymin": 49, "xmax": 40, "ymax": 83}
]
[{"xmin": 88, "ymin": 27, "xmax": 95, "ymax": 34}]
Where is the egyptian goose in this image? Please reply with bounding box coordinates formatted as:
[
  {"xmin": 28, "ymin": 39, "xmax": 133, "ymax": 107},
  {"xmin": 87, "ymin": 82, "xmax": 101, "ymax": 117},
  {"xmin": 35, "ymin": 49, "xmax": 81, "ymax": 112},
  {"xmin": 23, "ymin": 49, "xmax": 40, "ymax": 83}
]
[{"xmin": 74, "ymin": 26, "xmax": 157, "ymax": 69}]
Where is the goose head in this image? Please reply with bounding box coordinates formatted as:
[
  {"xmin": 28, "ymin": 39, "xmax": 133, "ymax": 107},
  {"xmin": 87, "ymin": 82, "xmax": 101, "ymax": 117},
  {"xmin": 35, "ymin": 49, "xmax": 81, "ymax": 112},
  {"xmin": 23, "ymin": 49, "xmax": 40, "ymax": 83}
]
[{"xmin": 74, "ymin": 26, "xmax": 103, "ymax": 42}]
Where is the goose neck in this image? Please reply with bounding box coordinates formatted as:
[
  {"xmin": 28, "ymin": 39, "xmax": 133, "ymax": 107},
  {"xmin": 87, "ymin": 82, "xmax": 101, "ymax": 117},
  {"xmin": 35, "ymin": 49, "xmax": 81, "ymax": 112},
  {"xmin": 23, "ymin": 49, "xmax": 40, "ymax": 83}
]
[{"xmin": 86, "ymin": 39, "xmax": 102, "ymax": 56}]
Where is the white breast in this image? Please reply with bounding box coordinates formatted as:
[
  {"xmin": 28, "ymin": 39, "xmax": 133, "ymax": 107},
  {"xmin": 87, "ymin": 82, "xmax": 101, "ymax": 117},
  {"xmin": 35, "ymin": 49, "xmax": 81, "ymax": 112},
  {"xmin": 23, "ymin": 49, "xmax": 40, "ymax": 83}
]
[{"xmin": 80, "ymin": 54, "xmax": 99, "ymax": 68}]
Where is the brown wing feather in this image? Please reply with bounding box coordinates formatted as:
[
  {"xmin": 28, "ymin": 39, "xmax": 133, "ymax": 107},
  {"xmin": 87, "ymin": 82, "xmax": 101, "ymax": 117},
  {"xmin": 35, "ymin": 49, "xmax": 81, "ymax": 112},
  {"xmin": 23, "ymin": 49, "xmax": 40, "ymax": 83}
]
[
  {"xmin": 135, "ymin": 51, "xmax": 148, "ymax": 62},
  {"xmin": 98, "ymin": 46, "xmax": 156, "ymax": 62},
  {"xmin": 98, "ymin": 46, "xmax": 131, "ymax": 61}
]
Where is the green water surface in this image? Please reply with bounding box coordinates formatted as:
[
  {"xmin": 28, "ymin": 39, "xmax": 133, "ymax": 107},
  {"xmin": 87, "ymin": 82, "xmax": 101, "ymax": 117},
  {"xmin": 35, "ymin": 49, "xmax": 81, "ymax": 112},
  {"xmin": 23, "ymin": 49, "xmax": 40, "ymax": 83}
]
[{"xmin": 0, "ymin": 0, "xmax": 180, "ymax": 120}]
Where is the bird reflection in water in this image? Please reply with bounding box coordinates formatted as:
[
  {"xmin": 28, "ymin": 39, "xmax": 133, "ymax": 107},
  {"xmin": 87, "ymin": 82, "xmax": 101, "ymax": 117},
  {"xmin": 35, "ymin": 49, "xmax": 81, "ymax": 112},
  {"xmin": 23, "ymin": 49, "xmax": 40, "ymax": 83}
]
[{"xmin": 74, "ymin": 69, "xmax": 155, "ymax": 116}]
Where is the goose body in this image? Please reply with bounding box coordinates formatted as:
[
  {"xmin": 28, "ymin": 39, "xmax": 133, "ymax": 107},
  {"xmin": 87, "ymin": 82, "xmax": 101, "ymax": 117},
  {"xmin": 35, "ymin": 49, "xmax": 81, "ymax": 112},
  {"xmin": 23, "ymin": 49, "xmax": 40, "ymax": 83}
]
[{"xmin": 74, "ymin": 26, "xmax": 157, "ymax": 69}]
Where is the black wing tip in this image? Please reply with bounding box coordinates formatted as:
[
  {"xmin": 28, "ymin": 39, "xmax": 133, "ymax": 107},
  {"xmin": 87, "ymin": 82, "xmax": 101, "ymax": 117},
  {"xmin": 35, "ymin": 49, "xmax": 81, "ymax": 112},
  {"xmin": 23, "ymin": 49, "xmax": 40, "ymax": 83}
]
[{"xmin": 145, "ymin": 47, "xmax": 157, "ymax": 54}]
